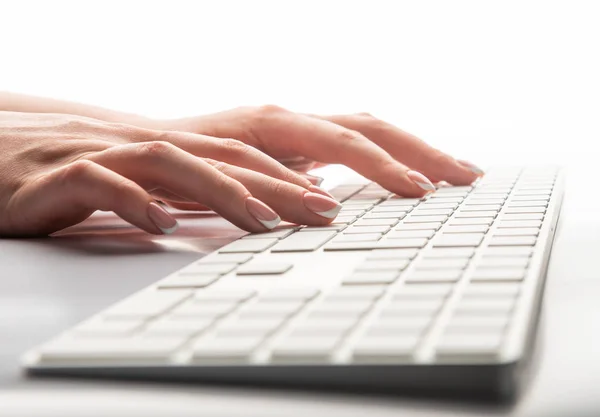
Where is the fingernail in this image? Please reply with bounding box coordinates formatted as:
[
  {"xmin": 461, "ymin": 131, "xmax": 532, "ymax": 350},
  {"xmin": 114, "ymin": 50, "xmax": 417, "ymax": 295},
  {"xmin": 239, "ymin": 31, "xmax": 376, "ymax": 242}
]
[
  {"xmin": 308, "ymin": 185, "xmax": 336, "ymax": 200},
  {"xmin": 406, "ymin": 170, "xmax": 436, "ymax": 192},
  {"xmin": 458, "ymin": 160, "xmax": 485, "ymax": 176},
  {"xmin": 302, "ymin": 174, "xmax": 324, "ymax": 186},
  {"xmin": 303, "ymin": 192, "xmax": 342, "ymax": 219},
  {"xmin": 245, "ymin": 197, "xmax": 281, "ymax": 230},
  {"xmin": 148, "ymin": 202, "xmax": 179, "ymax": 234}
]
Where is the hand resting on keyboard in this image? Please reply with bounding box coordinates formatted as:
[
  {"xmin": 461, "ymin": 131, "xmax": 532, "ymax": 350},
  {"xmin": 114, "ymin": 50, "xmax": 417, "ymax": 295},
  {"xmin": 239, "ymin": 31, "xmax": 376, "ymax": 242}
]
[{"xmin": 0, "ymin": 93, "xmax": 482, "ymax": 237}]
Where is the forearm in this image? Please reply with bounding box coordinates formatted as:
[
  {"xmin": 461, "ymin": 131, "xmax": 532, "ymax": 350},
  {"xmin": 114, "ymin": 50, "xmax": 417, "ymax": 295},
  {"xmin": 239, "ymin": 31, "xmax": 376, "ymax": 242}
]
[{"xmin": 0, "ymin": 91, "xmax": 161, "ymax": 129}]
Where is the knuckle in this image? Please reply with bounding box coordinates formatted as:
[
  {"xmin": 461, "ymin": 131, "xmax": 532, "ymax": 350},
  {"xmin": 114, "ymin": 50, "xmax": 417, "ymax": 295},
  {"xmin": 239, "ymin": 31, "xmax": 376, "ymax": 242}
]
[
  {"xmin": 138, "ymin": 141, "xmax": 177, "ymax": 161},
  {"xmin": 256, "ymin": 104, "xmax": 288, "ymax": 119},
  {"xmin": 219, "ymin": 138, "xmax": 251, "ymax": 157},
  {"xmin": 61, "ymin": 160, "xmax": 95, "ymax": 180},
  {"xmin": 356, "ymin": 111, "xmax": 374, "ymax": 118},
  {"xmin": 337, "ymin": 128, "xmax": 365, "ymax": 143}
]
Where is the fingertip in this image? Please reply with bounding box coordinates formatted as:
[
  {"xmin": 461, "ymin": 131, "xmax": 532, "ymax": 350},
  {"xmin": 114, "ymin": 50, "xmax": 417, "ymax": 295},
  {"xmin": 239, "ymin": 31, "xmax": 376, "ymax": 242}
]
[{"xmin": 457, "ymin": 160, "xmax": 485, "ymax": 176}]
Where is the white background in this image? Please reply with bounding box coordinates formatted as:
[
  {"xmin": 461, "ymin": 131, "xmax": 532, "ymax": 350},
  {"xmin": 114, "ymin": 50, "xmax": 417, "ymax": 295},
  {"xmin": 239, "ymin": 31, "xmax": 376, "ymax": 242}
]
[{"xmin": 1, "ymin": 0, "xmax": 599, "ymax": 167}]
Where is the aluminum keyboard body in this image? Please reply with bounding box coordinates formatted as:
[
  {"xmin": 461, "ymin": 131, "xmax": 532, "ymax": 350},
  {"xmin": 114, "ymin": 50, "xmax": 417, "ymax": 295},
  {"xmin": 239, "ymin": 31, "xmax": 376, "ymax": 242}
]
[{"xmin": 22, "ymin": 167, "xmax": 564, "ymax": 399}]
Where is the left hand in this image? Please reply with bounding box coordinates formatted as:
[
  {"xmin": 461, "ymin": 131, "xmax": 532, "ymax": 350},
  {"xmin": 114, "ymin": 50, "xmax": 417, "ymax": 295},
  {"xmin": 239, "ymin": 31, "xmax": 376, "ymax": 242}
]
[{"xmin": 161, "ymin": 105, "xmax": 483, "ymax": 198}]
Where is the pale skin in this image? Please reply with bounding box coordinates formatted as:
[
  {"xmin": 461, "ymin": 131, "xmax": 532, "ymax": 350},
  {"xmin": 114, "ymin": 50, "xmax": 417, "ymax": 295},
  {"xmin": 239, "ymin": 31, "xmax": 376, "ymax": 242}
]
[{"xmin": 0, "ymin": 92, "xmax": 483, "ymax": 237}]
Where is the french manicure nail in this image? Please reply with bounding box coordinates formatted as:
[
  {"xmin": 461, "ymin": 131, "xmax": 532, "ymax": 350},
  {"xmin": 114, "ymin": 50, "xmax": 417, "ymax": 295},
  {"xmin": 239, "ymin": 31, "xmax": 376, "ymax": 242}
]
[
  {"xmin": 406, "ymin": 170, "xmax": 435, "ymax": 192},
  {"xmin": 302, "ymin": 174, "xmax": 324, "ymax": 186},
  {"xmin": 308, "ymin": 185, "xmax": 336, "ymax": 200},
  {"xmin": 458, "ymin": 160, "xmax": 485, "ymax": 176},
  {"xmin": 303, "ymin": 192, "xmax": 342, "ymax": 219},
  {"xmin": 148, "ymin": 202, "xmax": 179, "ymax": 234},
  {"xmin": 245, "ymin": 197, "xmax": 281, "ymax": 230}
]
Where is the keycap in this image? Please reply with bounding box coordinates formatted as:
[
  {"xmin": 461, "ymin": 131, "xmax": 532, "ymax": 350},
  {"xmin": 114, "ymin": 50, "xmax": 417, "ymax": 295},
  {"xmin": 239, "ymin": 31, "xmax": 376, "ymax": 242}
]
[
  {"xmin": 290, "ymin": 318, "xmax": 359, "ymax": 336},
  {"xmin": 405, "ymin": 269, "xmax": 463, "ymax": 283},
  {"xmin": 460, "ymin": 205, "xmax": 502, "ymax": 212},
  {"xmin": 379, "ymin": 299, "xmax": 443, "ymax": 317},
  {"xmin": 365, "ymin": 317, "xmax": 432, "ymax": 334},
  {"xmin": 351, "ymin": 335, "xmax": 419, "ymax": 362},
  {"xmin": 449, "ymin": 218, "xmax": 494, "ymax": 226},
  {"xmin": 435, "ymin": 186, "xmax": 473, "ymax": 193},
  {"xmin": 497, "ymin": 220, "xmax": 542, "ymax": 229},
  {"xmin": 325, "ymin": 238, "xmax": 428, "ymax": 251},
  {"xmin": 194, "ymin": 288, "xmax": 256, "ymax": 302},
  {"xmin": 433, "ymin": 233, "xmax": 484, "ymax": 247},
  {"xmin": 106, "ymin": 290, "xmax": 191, "ymax": 319},
  {"xmin": 435, "ymin": 333, "xmax": 503, "ymax": 361},
  {"xmin": 367, "ymin": 248, "xmax": 418, "ymax": 260},
  {"xmin": 73, "ymin": 319, "xmax": 143, "ymax": 337},
  {"xmin": 342, "ymin": 271, "xmax": 399, "ymax": 285},
  {"xmin": 353, "ymin": 218, "xmax": 400, "ymax": 227},
  {"xmin": 236, "ymin": 262, "xmax": 294, "ymax": 275},
  {"xmin": 414, "ymin": 258, "xmax": 470, "ymax": 270},
  {"xmin": 215, "ymin": 317, "xmax": 285, "ymax": 337},
  {"xmin": 430, "ymin": 192, "xmax": 468, "ymax": 198},
  {"xmin": 504, "ymin": 207, "xmax": 546, "ymax": 214},
  {"xmin": 419, "ymin": 202, "xmax": 459, "ymax": 209},
  {"xmin": 403, "ymin": 215, "xmax": 448, "ymax": 223},
  {"xmin": 501, "ymin": 213, "xmax": 544, "ymax": 221},
  {"xmin": 338, "ymin": 209, "xmax": 366, "ymax": 216},
  {"xmin": 489, "ymin": 236, "xmax": 537, "ymax": 246},
  {"xmin": 258, "ymin": 288, "xmax": 319, "ymax": 301},
  {"xmin": 182, "ymin": 263, "xmax": 238, "ymax": 275},
  {"xmin": 355, "ymin": 259, "xmax": 411, "ymax": 271},
  {"xmin": 443, "ymin": 225, "xmax": 489, "ymax": 233},
  {"xmin": 510, "ymin": 196, "xmax": 550, "ymax": 202},
  {"xmin": 454, "ymin": 211, "xmax": 497, "ymax": 219},
  {"xmin": 392, "ymin": 283, "xmax": 453, "ymax": 299},
  {"xmin": 453, "ymin": 298, "xmax": 515, "ymax": 315},
  {"xmin": 493, "ymin": 228, "xmax": 539, "ymax": 237},
  {"xmin": 395, "ymin": 222, "xmax": 443, "ymax": 231},
  {"xmin": 463, "ymin": 283, "xmax": 521, "ymax": 297},
  {"xmin": 464, "ymin": 199, "xmax": 505, "ymax": 206},
  {"xmin": 170, "ymin": 300, "xmax": 239, "ymax": 318},
  {"xmin": 199, "ymin": 253, "xmax": 253, "ymax": 264},
  {"xmin": 144, "ymin": 317, "xmax": 214, "ymax": 337},
  {"xmin": 237, "ymin": 300, "xmax": 305, "ymax": 319},
  {"xmin": 307, "ymin": 300, "xmax": 374, "ymax": 318},
  {"xmin": 39, "ymin": 337, "xmax": 186, "ymax": 362},
  {"xmin": 333, "ymin": 233, "xmax": 382, "ymax": 243},
  {"xmin": 371, "ymin": 205, "xmax": 412, "ymax": 213},
  {"xmin": 471, "ymin": 268, "xmax": 526, "ymax": 282},
  {"xmin": 363, "ymin": 212, "xmax": 407, "ymax": 220},
  {"xmin": 385, "ymin": 197, "xmax": 421, "ymax": 205},
  {"xmin": 343, "ymin": 225, "xmax": 391, "ymax": 234},
  {"xmin": 482, "ymin": 247, "xmax": 533, "ymax": 257},
  {"xmin": 324, "ymin": 286, "xmax": 386, "ymax": 301},
  {"xmin": 443, "ymin": 316, "xmax": 509, "ymax": 333},
  {"xmin": 300, "ymin": 225, "xmax": 347, "ymax": 232},
  {"xmin": 271, "ymin": 335, "xmax": 341, "ymax": 362},
  {"xmin": 219, "ymin": 238, "xmax": 279, "ymax": 253},
  {"xmin": 157, "ymin": 274, "xmax": 220, "ymax": 289},
  {"xmin": 423, "ymin": 248, "xmax": 475, "ymax": 258},
  {"xmin": 411, "ymin": 209, "xmax": 454, "ymax": 216},
  {"xmin": 192, "ymin": 335, "xmax": 264, "ymax": 362},
  {"xmin": 271, "ymin": 231, "xmax": 337, "ymax": 252},
  {"xmin": 242, "ymin": 228, "xmax": 296, "ymax": 239},
  {"xmin": 386, "ymin": 229, "xmax": 435, "ymax": 239}
]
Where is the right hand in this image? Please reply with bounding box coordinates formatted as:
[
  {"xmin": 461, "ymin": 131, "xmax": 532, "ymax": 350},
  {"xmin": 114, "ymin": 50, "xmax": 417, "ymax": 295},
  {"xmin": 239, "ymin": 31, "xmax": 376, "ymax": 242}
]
[{"xmin": 0, "ymin": 111, "xmax": 343, "ymax": 237}]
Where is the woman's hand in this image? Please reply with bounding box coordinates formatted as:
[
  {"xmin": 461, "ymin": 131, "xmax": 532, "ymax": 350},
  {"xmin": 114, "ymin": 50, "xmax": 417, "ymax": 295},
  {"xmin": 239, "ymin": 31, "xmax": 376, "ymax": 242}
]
[
  {"xmin": 0, "ymin": 111, "xmax": 344, "ymax": 237},
  {"xmin": 163, "ymin": 106, "xmax": 484, "ymax": 197}
]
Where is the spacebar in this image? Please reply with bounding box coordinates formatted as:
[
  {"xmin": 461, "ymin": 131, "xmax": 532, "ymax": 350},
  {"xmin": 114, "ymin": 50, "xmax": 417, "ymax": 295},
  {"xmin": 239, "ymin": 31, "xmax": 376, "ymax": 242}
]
[{"xmin": 271, "ymin": 231, "xmax": 338, "ymax": 252}]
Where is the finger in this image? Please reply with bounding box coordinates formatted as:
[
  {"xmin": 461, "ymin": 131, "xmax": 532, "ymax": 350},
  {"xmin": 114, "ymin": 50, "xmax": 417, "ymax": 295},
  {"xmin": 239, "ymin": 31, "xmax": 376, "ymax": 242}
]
[
  {"xmin": 5, "ymin": 160, "xmax": 177, "ymax": 236},
  {"xmin": 130, "ymin": 129, "xmax": 313, "ymax": 191},
  {"xmin": 85, "ymin": 142, "xmax": 281, "ymax": 232},
  {"xmin": 252, "ymin": 108, "xmax": 435, "ymax": 197},
  {"xmin": 151, "ymin": 189, "xmax": 212, "ymax": 211},
  {"xmin": 310, "ymin": 113, "xmax": 482, "ymax": 185},
  {"xmin": 163, "ymin": 201, "xmax": 211, "ymax": 211},
  {"xmin": 207, "ymin": 160, "xmax": 342, "ymax": 226}
]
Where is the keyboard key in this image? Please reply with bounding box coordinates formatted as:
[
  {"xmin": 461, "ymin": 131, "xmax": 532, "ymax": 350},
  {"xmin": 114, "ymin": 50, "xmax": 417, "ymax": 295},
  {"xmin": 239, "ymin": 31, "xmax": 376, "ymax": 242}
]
[
  {"xmin": 464, "ymin": 199, "xmax": 505, "ymax": 206},
  {"xmin": 385, "ymin": 198, "xmax": 421, "ymax": 205},
  {"xmin": 453, "ymin": 298, "xmax": 515, "ymax": 315},
  {"xmin": 392, "ymin": 283, "xmax": 453, "ymax": 298},
  {"xmin": 215, "ymin": 317, "xmax": 285, "ymax": 337},
  {"xmin": 414, "ymin": 258, "xmax": 470, "ymax": 270},
  {"xmin": 73, "ymin": 319, "xmax": 143, "ymax": 337},
  {"xmin": 257, "ymin": 288, "xmax": 319, "ymax": 302},
  {"xmin": 510, "ymin": 196, "xmax": 550, "ymax": 202},
  {"xmin": 459, "ymin": 205, "xmax": 502, "ymax": 212},
  {"xmin": 493, "ymin": 228, "xmax": 539, "ymax": 237},
  {"xmin": 365, "ymin": 317, "xmax": 432, "ymax": 334},
  {"xmin": 454, "ymin": 211, "xmax": 497, "ymax": 218},
  {"xmin": 471, "ymin": 268, "xmax": 527, "ymax": 282},
  {"xmin": 423, "ymin": 248, "xmax": 475, "ymax": 258},
  {"xmin": 343, "ymin": 225, "xmax": 391, "ymax": 234},
  {"xmin": 106, "ymin": 290, "xmax": 191, "ymax": 319},
  {"xmin": 379, "ymin": 299, "xmax": 443, "ymax": 317},
  {"xmin": 351, "ymin": 335, "xmax": 419, "ymax": 362},
  {"xmin": 419, "ymin": 202, "xmax": 460, "ymax": 209},
  {"xmin": 271, "ymin": 231, "xmax": 337, "ymax": 252},
  {"xmin": 158, "ymin": 274, "xmax": 220, "ymax": 289},
  {"xmin": 170, "ymin": 300, "xmax": 239, "ymax": 318},
  {"xmin": 290, "ymin": 317, "xmax": 359, "ymax": 336},
  {"xmin": 489, "ymin": 236, "xmax": 537, "ymax": 246},
  {"xmin": 242, "ymin": 228, "xmax": 296, "ymax": 239},
  {"xmin": 236, "ymin": 262, "xmax": 294, "ymax": 275},
  {"xmin": 497, "ymin": 220, "xmax": 542, "ymax": 229},
  {"xmin": 433, "ymin": 233, "xmax": 484, "ymax": 247},
  {"xmin": 463, "ymin": 283, "xmax": 521, "ymax": 297},
  {"xmin": 182, "ymin": 263, "xmax": 238, "ymax": 275},
  {"xmin": 404, "ymin": 215, "xmax": 448, "ymax": 223},
  {"xmin": 449, "ymin": 218, "xmax": 494, "ymax": 226},
  {"xmin": 386, "ymin": 229, "xmax": 435, "ymax": 239},
  {"xmin": 504, "ymin": 207, "xmax": 546, "ymax": 214},
  {"xmin": 271, "ymin": 335, "xmax": 341, "ymax": 362},
  {"xmin": 363, "ymin": 212, "xmax": 407, "ymax": 220},
  {"xmin": 192, "ymin": 335, "xmax": 264, "ymax": 362},
  {"xmin": 194, "ymin": 288, "xmax": 256, "ymax": 302},
  {"xmin": 367, "ymin": 248, "xmax": 418, "ymax": 260},
  {"xmin": 324, "ymin": 286, "xmax": 386, "ymax": 301},
  {"xmin": 333, "ymin": 233, "xmax": 382, "ymax": 243},
  {"xmin": 395, "ymin": 222, "xmax": 443, "ymax": 231},
  {"xmin": 200, "ymin": 253, "xmax": 253, "ymax": 264},
  {"xmin": 324, "ymin": 238, "xmax": 428, "ymax": 251},
  {"xmin": 342, "ymin": 271, "xmax": 399, "ymax": 285},
  {"xmin": 411, "ymin": 209, "xmax": 454, "ymax": 216},
  {"xmin": 355, "ymin": 259, "xmax": 411, "ymax": 272},
  {"xmin": 144, "ymin": 317, "xmax": 214, "ymax": 337},
  {"xmin": 482, "ymin": 247, "xmax": 533, "ymax": 257},
  {"xmin": 478, "ymin": 257, "xmax": 530, "ymax": 268},
  {"xmin": 237, "ymin": 300, "xmax": 305, "ymax": 319},
  {"xmin": 307, "ymin": 300, "xmax": 374, "ymax": 318},
  {"xmin": 405, "ymin": 269, "xmax": 463, "ymax": 283},
  {"xmin": 435, "ymin": 333, "xmax": 503, "ymax": 361},
  {"xmin": 443, "ymin": 316, "xmax": 509, "ymax": 333},
  {"xmin": 219, "ymin": 239, "xmax": 279, "ymax": 253},
  {"xmin": 501, "ymin": 213, "xmax": 544, "ymax": 221},
  {"xmin": 353, "ymin": 218, "xmax": 400, "ymax": 227},
  {"xmin": 371, "ymin": 205, "xmax": 411, "ymax": 213},
  {"xmin": 443, "ymin": 225, "xmax": 489, "ymax": 234}
]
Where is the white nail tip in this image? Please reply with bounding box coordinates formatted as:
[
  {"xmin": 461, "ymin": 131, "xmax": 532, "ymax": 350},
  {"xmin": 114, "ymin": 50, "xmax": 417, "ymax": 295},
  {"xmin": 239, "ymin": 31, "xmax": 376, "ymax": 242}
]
[
  {"xmin": 468, "ymin": 166, "xmax": 485, "ymax": 175},
  {"xmin": 315, "ymin": 205, "xmax": 342, "ymax": 219},
  {"xmin": 258, "ymin": 217, "xmax": 281, "ymax": 230},
  {"xmin": 414, "ymin": 181, "xmax": 436, "ymax": 191},
  {"xmin": 160, "ymin": 223, "xmax": 179, "ymax": 235}
]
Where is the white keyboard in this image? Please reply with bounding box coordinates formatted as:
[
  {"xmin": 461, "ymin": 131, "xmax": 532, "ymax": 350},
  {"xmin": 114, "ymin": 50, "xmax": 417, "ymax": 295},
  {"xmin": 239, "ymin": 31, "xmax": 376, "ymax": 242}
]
[{"xmin": 22, "ymin": 166, "xmax": 564, "ymax": 400}]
